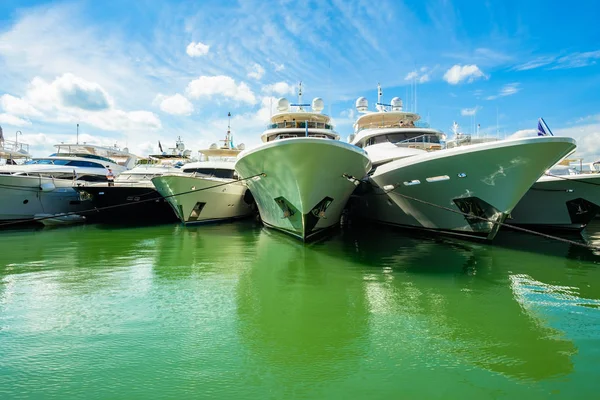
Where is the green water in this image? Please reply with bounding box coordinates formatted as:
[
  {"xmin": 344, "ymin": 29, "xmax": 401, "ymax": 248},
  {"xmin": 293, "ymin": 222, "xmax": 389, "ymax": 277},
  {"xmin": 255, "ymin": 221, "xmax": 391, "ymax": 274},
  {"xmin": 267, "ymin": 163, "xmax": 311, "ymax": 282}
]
[{"xmin": 1, "ymin": 220, "xmax": 600, "ymax": 399}]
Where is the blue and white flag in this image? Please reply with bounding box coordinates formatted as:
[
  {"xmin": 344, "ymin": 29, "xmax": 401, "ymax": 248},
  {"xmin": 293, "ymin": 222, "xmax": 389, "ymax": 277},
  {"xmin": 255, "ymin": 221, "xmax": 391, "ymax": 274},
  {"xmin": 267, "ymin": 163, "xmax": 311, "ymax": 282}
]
[{"xmin": 537, "ymin": 117, "xmax": 554, "ymax": 136}]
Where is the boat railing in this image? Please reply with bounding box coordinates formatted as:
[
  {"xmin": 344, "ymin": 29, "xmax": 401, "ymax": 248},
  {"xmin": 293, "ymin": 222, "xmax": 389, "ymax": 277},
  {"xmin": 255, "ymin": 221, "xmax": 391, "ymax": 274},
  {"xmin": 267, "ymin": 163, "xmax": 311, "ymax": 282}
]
[
  {"xmin": 356, "ymin": 120, "xmax": 430, "ymax": 133},
  {"xmin": 267, "ymin": 121, "xmax": 333, "ymax": 130},
  {"xmin": 393, "ymin": 134, "xmax": 443, "ymax": 150},
  {"xmin": 1, "ymin": 139, "xmax": 30, "ymax": 155}
]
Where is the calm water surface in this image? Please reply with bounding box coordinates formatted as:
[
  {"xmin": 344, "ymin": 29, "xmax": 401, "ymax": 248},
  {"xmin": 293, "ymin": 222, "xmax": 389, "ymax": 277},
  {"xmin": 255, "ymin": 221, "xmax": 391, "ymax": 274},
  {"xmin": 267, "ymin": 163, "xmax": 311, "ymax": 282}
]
[{"xmin": 1, "ymin": 220, "xmax": 600, "ymax": 399}]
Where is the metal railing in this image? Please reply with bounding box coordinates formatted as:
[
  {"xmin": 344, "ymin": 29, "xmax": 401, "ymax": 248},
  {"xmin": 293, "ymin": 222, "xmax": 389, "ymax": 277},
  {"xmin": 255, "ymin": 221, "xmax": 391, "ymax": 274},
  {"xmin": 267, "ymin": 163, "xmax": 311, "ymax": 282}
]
[
  {"xmin": 267, "ymin": 121, "xmax": 333, "ymax": 130},
  {"xmin": 0, "ymin": 139, "xmax": 30, "ymax": 154},
  {"xmin": 356, "ymin": 120, "xmax": 430, "ymax": 133}
]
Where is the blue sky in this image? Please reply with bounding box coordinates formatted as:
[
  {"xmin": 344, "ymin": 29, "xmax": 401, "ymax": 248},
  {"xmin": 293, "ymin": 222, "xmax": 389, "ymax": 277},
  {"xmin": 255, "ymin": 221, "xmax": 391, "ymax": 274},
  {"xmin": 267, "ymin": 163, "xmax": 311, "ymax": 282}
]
[{"xmin": 1, "ymin": 0, "xmax": 599, "ymax": 159}]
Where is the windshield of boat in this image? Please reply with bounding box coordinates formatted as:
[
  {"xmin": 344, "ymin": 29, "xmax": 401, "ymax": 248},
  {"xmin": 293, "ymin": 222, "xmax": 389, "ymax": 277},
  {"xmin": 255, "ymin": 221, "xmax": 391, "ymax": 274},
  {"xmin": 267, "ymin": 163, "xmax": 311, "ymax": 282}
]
[
  {"xmin": 364, "ymin": 131, "xmax": 440, "ymax": 147},
  {"xmin": 25, "ymin": 159, "xmax": 106, "ymax": 168},
  {"xmin": 181, "ymin": 167, "xmax": 236, "ymax": 179}
]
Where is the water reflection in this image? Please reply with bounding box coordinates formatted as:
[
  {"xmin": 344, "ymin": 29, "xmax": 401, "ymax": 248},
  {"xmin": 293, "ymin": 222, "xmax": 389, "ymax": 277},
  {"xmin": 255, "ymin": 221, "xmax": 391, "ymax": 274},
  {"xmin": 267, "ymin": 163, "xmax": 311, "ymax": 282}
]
[
  {"xmin": 236, "ymin": 229, "xmax": 369, "ymax": 394},
  {"xmin": 333, "ymin": 227, "xmax": 577, "ymax": 381}
]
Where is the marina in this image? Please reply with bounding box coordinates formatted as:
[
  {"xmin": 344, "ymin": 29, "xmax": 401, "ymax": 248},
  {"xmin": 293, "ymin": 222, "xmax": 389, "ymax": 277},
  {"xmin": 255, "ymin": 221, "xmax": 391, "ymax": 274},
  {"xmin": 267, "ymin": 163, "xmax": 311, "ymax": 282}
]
[{"xmin": 1, "ymin": 0, "xmax": 600, "ymax": 397}]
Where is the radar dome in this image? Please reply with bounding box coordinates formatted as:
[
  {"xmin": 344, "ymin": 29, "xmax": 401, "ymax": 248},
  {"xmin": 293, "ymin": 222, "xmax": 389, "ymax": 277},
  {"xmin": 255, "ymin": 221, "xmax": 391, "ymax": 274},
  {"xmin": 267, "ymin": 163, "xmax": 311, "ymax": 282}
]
[
  {"xmin": 277, "ymin": 98, "xmax": 290, "ymax": 112},
  {"xmin": 123, "ymin": 147, "xmax": 129, "ymax": 153},
  {"xmin": 209, "ymin": 143, "xmax": 218, "ymax": 149},
  {"xmin": 183, "ymin": 150, "xmax": 192, "ymax": 157},
  {"xmin": 391, "ymin": 97, "xmax": 403, "ymax": 111},
  {"xmin": 355, "ymin": 97, "xmax": 368, "ymax": 112},
  {"xmin": 237, "ymin": 143, "xmax": 246, "ymax": 150},
  {"xmin": 311, "ymin": 97, "xmax": 324, "ymax": 112}
]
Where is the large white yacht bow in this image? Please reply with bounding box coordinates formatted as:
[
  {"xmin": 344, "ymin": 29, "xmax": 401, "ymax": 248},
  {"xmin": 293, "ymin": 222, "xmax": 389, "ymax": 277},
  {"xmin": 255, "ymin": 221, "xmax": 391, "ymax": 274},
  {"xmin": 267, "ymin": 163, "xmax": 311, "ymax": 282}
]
[
  {"xmin": 235, "ymin": 83, "xmax": 371, "ymax": 241},
  {"xmin": 349, "ymin": 84, "xmax": 577, "ymax": 240}
]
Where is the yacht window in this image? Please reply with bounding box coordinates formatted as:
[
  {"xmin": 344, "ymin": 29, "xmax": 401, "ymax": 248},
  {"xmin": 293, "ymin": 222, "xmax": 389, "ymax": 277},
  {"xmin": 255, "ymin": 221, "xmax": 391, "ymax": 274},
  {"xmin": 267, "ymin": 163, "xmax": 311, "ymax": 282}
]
[
  {"xmin": 365, "ymin": 132, "xmax": 440, "ymax": 146},
  {"xmin": 66, "ymin": 160, "xmax": 105, "ymax": 168},
  {"xmin": 182, "ymin": 168, "xmax": 235, "ymax": 179}
]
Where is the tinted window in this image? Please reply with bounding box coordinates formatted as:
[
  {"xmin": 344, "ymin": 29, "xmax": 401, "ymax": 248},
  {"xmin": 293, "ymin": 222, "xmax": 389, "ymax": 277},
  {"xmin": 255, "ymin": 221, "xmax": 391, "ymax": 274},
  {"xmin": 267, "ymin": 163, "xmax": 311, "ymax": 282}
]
[
  {"xmin": 66, "ymin": 160, "xmax": 104, "ymax": 168},
  {"xmin": 182, "ymin": 168, "xmax": 235, "ymax": 179}
]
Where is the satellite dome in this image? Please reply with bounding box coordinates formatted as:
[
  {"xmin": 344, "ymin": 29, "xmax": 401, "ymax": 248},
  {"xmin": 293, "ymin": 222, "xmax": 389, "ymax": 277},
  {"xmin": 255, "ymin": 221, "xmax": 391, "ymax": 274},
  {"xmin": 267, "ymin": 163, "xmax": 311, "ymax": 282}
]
[
  {"xmin": 277, "ymin": 98, "xmax": 290, "ymax": 112},
  {"xmin": 237, "ymin": 143, "xmax": 246, "ymax": 150},
  {"xmin": 355, "ymin": 97, "xmax": 368, "ymax": 112},
  {"xmin": 123, "ymin": 147, "xmax": 129, "ymax": 153},
  {"xmin": 311, "ymin": 97, "xmax": 324, "ymax": 112},
  {"xmin": 183, "ymin": 149, "xmax": 191, "ymax": 157},
  {"xmin": 391, "ymin": 97, "xmax": 403, "ymax": 111},
  {"xmin": 209, "ymin": 143, "xmax": 218, "ymax": 149}
]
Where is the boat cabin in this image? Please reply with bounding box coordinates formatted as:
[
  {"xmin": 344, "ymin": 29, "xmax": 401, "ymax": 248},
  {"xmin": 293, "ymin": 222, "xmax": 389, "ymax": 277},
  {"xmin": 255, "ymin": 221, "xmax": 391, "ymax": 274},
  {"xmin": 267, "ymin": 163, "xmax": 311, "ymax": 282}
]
[
  {"xmin": 348, "ymin": 89, "xmax": 444, "ymax": 151},
  {"xmin": 261, "ymin": 88, "xmax": 339, "ymax": 142}
]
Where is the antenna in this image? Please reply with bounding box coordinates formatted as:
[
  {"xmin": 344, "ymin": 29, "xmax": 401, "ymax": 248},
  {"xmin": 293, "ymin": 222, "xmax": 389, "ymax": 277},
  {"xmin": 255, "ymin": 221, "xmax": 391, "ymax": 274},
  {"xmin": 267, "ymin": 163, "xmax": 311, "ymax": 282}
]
[
  {"xmin": 225, "ymin": 111, "xmax": 232, "ymax": 148},
  {"xmin": 76, "ymin": 123, "xmax": 79, "ymax": 144},
  {"xmin": 496, "ymin": 106, "xmax": 499, "ymax": 136},
  {"xmin": 377, "ymin": 83, "xmax": 382, "ymax": 104},
  {"xmin": 327, "ymin": 59, "xmax": 332, "ymax": 116},
  {"xmin": 414, "ymin": 78, "xmax": 418, "ymax": 114},
  {"xmin": 298, "ymin": 81, "xmax": 303, "ymax": 110}
]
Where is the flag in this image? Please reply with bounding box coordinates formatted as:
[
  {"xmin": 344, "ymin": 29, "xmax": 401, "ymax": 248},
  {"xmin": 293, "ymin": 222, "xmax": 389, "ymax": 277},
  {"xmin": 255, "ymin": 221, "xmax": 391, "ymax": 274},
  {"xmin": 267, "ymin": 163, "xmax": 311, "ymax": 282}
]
[
  {"xmin": 158, "ymin": 141, "xmax": 163, "ymax": 152},
  {"xmin": 537, "ymin": 118, "xmax": 554, "ymax": 136}
]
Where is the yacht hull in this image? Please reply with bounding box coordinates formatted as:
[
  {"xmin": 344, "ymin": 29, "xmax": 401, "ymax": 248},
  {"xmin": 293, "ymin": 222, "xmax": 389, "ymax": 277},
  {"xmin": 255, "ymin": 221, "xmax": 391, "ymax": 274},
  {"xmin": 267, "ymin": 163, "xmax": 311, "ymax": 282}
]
[
  {"xmin": 151, "ymin": 175, "xmax": 254, "ymax": 224},
  {"xmin": 73, "ymin": 186, "xmax": 179, "ymax": 224},
  {"xmin": 235, "ymin": 138, "xmax": 371, "ymax": 241},
  {"xmin": 509, "ymin": 174, "xmax": 600, "ymax": 231},
  {"xmin": 0, "ymin": 175, "xmax": 91, "ymax": 222},
  {"xmin": 353, "ymin": 137, "xmax": 576, "ymax": 240}
]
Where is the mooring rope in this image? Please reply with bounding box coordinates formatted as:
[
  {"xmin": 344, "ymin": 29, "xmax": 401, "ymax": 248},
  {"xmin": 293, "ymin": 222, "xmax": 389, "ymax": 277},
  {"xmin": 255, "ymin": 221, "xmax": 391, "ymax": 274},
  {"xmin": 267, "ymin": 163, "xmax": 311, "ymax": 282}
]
[
  {"xmin": 350, "ymin": 175, "xmax": 600, "ymax": 251},
  {"xmin": 0, "ymin": 173, "xmax": 266, "ymax": 228}
]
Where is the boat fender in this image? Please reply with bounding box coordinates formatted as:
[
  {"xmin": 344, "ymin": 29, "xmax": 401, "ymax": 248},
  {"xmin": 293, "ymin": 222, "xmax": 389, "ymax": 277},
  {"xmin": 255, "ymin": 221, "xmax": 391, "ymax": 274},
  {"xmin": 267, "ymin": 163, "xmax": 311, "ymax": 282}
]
[{"xmin": 40, "ymin": 182, "xmax": 56, "ymax": 192}]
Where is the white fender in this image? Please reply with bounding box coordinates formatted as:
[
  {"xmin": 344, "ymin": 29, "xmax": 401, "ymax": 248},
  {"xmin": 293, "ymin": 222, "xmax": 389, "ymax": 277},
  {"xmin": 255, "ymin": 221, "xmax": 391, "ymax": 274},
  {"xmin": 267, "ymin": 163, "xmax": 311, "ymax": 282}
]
[{"xmin": 40, "ymin": 182, "xmax": 56, "ymax": 192}]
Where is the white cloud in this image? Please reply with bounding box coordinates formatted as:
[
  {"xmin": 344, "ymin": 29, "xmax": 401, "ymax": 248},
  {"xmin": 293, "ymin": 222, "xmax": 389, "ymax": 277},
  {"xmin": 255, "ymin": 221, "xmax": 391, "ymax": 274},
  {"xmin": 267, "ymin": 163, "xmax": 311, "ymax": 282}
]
[
  {"xmin": 486, "ymin": 83, "xmax": 521, "ymax": 100},
  {"xmin": 247, "ymin": 63, "xmax": 265, "ymax": 80},
  {"xmin": 186, "ymin": 75, "xmax": 256, "ymax": 104},
  {"xmin": 186, "ymin": 41, "xmax": 210, "ymax": 57},
  {"xmin": 1, "ymin": 74, "xmax": 161, "ymax": 132},
  {"xmin": 154, "ymin": 93, "xmax": 194, "ymax": 116},
  {"xmin": 268, "ymin": 60, "xmax": 285, "ymax": 72},
  {"xmin": 0, "ymin": 94, "xmax": 42, "ymax": 117},
  {"xmin": 513, "ymin": 56, "xmax": 555, "ymax": 71},
  {"xmin": 443, "ymin": 64, "xmax": 485, "ymax": 85},
  {"xmin": 461, "ymin": 106, "xmax": 481, "ymax": 116},
  {"xmin": 551, "ymin": 50, "xmax": 600, "ymax": 69},
  {"xmin": 27, "ymin": 73, "xmax": 113, "ymax": 111},
  {"xmin": 514, "ymin": 50, "xmax": 600, "ymax": 71},
  {"xmin": 0, "ymin": 113, "xmax": 31, "ymax": 127},
  {"xmin": 404, "ymin": 68, "xmax": 430, "ymax": 83},
  {"xmin": 262, "ymin": 81, "xmax": 296, "ymax": 96},
  {"xmin": 507, "ymin": 129, "xmax": 536, "ymax": 139}
]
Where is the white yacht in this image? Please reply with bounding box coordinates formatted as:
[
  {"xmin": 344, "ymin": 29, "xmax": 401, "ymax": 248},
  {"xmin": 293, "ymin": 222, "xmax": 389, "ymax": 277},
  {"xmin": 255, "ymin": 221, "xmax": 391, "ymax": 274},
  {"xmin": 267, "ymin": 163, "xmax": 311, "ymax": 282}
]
[
  {"xmin": 506, "ymin": 119, "xmax": 600, "ymax": 231},
  {"xmin": 0, "ymin": 143, "xmax": 137, "ymax": 222},
  {"xmin": 73, "ymin": 138, "xmax": 192, "ymax": 224},
  {"xmin": 234, "ymin": 84, "xmax": 372, "ymax": 241},
  {"xmin": 152, "ymin": 114, "xmax": 255, "ymax": 225},
  {"xmin": 348, "ymin": 85, "xmax": 577, "ymax": 240}
]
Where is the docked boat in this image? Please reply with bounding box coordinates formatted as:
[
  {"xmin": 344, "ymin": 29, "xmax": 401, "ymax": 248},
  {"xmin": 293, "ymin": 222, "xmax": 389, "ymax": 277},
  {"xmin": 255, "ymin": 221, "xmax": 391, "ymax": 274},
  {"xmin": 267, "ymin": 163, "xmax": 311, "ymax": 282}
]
[
  {"xmin": 0, "ymin": 143, "xmax": 137, "ymax": 223},
  {"xmin": 73, "ymin": 138, "xmax": 192, "ymax": 224},
  {"xmin": 348, "ymin": 85, "xmax": 577, "ymax": 240},
  {"xmin": 234, "ymin": 85, "xmax": 372, "ymax": 241},
  {"xmin": 507, "ymin": 120, "xmax": 600, "ymax": 231},
  {"xmin": 152, "ymin": 114, "xmax": 255, "ymax": 225}
]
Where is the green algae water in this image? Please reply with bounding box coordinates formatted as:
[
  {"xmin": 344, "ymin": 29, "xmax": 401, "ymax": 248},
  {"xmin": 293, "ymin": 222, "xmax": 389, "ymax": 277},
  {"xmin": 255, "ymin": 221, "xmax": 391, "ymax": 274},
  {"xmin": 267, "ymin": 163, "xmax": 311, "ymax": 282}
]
[{"xmin": 1, "ymin": 220, "xmax": 600, "ymax": 399}]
